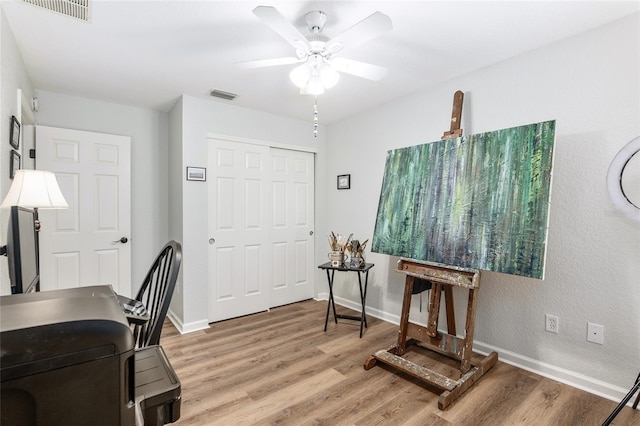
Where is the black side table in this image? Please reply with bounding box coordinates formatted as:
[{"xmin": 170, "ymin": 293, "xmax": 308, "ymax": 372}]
[{"xmin": 318, "ymin": 262, "xmax": 374, "ymax": 338}]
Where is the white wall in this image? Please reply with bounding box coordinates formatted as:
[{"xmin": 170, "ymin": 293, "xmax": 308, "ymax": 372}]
[
  {"xmin": 167, "ymin": 96, "xmax": 184, "ymax": 321},
  {"xmin": 34, "ymin": 91, "xmax": 170, "ymax": 296},
  {"xmin": 0, "ymin": 8, "xmax": 35, "ymax": 295},
  {"xmin": 168, "ymin": 95, "xmax": 327, "ymax": 332},
  {"xmin": 324, "ymin": 13, "xmax": 640, "ymax": 400}
]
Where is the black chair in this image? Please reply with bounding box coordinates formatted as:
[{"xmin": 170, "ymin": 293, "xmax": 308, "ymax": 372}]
[{"xmin": 131, "ymin": 240, "xmax": 182, "ymax": 348}]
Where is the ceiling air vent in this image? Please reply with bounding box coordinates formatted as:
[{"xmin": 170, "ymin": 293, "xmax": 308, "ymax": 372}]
[
  {"xmin": 209, "ymin": 89, "xmax": 238, "ymax": 101},
  {"xmin": 21, "ymin": 0, "xmax": 90, "ymax": 22}
]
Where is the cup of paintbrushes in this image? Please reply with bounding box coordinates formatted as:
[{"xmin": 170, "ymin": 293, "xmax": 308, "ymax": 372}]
[{"xmin": 328, "ymin": 251, "xmax": 344, "ymax": 267}]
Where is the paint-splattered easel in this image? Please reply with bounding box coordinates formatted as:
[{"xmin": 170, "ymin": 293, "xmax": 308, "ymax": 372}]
[{"xmin": 364, "ymin": 91, "xmax": 499, "ymax": 410}]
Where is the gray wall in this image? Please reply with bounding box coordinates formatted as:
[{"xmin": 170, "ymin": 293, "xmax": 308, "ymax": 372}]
[
  {"xmin": 0, "ymin": 8, "xmax": 35, "ymax": 294},
  {"xmin": 324, "ymin": 13, "xmax": 640, "ymax": 398},
  {"xmin": 168, "ymin": 95, "xmax": 326, "ymax": 332},
  {"xmin": 34, "ymin": 91, "xmax": 170, "ymax": 296}
]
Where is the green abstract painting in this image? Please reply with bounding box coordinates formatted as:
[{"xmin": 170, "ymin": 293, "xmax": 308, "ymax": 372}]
[{"xmin": 372, "ymin": 120, "xmax": 555, "ymax": 279}]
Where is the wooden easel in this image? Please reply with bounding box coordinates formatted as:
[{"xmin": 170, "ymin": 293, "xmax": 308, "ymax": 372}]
[
  {"xmin": 442, "ymin": 90, "xmax": 464, "ymax": 140},
  {"xmin": 363, "ymin": 91, "xmax": 498, "ymax": 410},
  {"xmin": 364, "ymin": 259, "xmax": 498, "ymax": 409}
]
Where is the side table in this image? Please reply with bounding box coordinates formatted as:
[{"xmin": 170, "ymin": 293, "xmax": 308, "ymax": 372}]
[{"xmin": 318, "ymin": 262, "xmax": 374, "ymax": 338}]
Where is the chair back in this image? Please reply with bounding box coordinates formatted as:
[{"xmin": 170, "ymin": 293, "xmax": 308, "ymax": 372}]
[{"xmin": 133, "ymin": 240, "xmax": 182, "ymax": 348}]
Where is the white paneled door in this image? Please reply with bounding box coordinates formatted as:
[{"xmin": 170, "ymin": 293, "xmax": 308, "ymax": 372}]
[
  {"xmin": 35, "ymin": 126, "xmax": 131, "ymax": 295},
  {"xmin": 208, "ymin": 138, "xmax": 315, "ymax": 322},
  {"xmin": 269, "ymin": 148, "xmax": 315, "ymax": 308},
  {"xmin": 208, "ymin": 139, "xmax": 271, "ymax": 322}
]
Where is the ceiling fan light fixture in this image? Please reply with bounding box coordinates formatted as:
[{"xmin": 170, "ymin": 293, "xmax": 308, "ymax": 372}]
[
  {"xmin": 290, "ymin": 64, "xmax": 311, "ymax": 89},
  {"xmin": 248, "ymin": 6, "xmax": 393, "ymax": 137},
  {"xmin": 305, "ymin": 75, "xmax": 325, "ymax": 95},
  {"xmin": 319, "ymin": 64, "xmax": 339, "ymax": 89},
  {"xmin": 290, "ymin": 60, "xmax": 339, "ymax": 93}
]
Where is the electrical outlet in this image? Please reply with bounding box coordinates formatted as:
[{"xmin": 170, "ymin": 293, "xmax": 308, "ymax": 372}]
[
  {"xmin": 587, "ymin": 323, "xmax": 604, "ymax": 344},
  {"xmin": 545, "ymin": 314, "xmax": 559, "ymax": 333}
]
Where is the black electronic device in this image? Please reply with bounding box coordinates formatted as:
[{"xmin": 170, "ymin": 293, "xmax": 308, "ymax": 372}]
[
  {"xmin": 0, "ymin": 286, "xmax": 182, "ymax": 426},
  {"xmin": 5, "ymin": 206, "xmax": 39, "ymax": 294},
  {"xmin": 0, "ymin": 286, "xmax": 136, "ymax": 425}
]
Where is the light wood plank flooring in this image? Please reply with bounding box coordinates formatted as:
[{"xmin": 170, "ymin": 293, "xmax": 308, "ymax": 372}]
[{"xmin": 160, "ymin": 299, "xmax": 639, "ymax": 425}]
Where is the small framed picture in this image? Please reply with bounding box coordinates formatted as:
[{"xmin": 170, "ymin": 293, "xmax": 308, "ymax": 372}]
[
  {"xmin": 337, "ymin": 174, "xmax": 350, "ymax": 190},
  {"xmin": 186, "ymin": 166, "xmax": 206, "ymax": 181},
  {"xmin": 10, "ymin": 150, "xmax": 21, "ymax": 179},
  {"xmin": 10, "ymin": 116, "xmax": 20, "ymax": 149}
]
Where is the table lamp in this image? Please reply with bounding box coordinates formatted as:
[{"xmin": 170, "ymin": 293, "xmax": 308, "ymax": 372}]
[
  {"xmin": 0, "ymin": 170, "xmax": 68, "ymax": 291},
  {"xmin": 1, "ymin": 168, "xmax": 68, "ymax": 257},
  {"xmin": 0, "ymin": 169, "xmax": 69, "ymax": 226}
]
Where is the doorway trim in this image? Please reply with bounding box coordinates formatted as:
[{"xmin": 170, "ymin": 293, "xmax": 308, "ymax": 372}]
[{"xmin": 206, "ymin": 132, "xmax": 318, "ymax": 154}]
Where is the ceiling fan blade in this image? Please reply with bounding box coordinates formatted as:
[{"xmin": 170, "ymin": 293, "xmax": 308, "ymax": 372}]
[
  {"xmin": 326, "ymin": 11, "xmax": 392, "ymax": 53},
  {"xmin": 331, "ymin": 58, "xmax": 388, "ymax": 81},
  {"xmin": 236, "ymin": 57, "xmax": 302, "ymax": 69},
  {"xmin": 253, "ymin": 6, "xmax": 311, "ymax": 53}
]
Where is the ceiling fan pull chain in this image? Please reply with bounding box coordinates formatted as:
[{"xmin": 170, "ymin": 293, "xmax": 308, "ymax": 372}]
[{"xmin": 314, "ymin": 96, "xmax": 319, "ymax": 138}]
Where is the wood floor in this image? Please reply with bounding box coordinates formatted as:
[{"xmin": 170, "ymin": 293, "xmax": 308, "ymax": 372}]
[{"xmin": 160, "ymin": 299, "xmax": 639, "ymax": 425}]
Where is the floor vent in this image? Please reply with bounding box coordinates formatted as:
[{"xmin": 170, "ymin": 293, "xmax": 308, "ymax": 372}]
[
  {"xmin": 209, "ymin": 89, "xmax": 238, "ymax": 101},
  {"xmin": 21, "ymin": 0, "xmax": 90, "ymax": 22}
]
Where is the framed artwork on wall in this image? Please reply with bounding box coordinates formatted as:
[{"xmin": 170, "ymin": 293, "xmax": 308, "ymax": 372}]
[
  {"xmin": 186, "ymin": 166, "xmax": 206, "ymax": 181},
  {"xmin": 10, "ymin": 150, "xmax": 21, "ymax": 179},
  {"xmin": 10, "ymin": 115, "xmax": 20, "ymax": 149},
  {"xmin": 337, "ymin": 174, "xmax": 350, "ymax": 190}
]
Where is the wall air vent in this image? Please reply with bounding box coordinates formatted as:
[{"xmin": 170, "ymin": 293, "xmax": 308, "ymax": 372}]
[
  {"xmin": 21, "ymin": 0, "xmax": 90, "ymax": 22},
  {"xmin": 209, "ymin": 89, "xmax": 238, "ymax": 101}
]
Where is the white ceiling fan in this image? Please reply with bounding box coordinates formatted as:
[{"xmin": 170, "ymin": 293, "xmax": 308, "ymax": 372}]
[{"xmin": 238, "ymin": 6, "xmax": 393, "ymax": 95}]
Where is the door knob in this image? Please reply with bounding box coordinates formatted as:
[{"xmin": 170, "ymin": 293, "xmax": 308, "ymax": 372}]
[
  {"xmin": 113, "ymin": 237, "xmax": 128, "ymax": 244},
  {"xmin": 209, "ymin": 238, "xmax": 215, "ymax": 245},
  {"xmin": 309, "ymin": 231, "xmax": 314, "ymax": 236}
]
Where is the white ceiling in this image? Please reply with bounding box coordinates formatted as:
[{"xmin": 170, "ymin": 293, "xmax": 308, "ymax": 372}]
[{"xmin": 2, "ymin": 1, "xmax": 638, "ymax": 124}]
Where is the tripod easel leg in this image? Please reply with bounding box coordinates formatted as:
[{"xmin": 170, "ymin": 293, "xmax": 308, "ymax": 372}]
[
  {"xmin": 602, "ymin": 372, "xmax": 640, "ymax": 425},
  {"xmin": 634, "ymin": 371, "xmax": 640, "ymax": 409}
]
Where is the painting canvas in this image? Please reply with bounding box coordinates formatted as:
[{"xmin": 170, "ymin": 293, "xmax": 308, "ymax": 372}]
[{"xmin": 372, "ymin": 120, "xmax": 555, "ymax": 279}]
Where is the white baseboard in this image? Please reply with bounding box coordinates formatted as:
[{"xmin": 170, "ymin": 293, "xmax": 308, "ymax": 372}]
[
  {"xmin": 315, "ymin": 293, "xmax": 631, "ymax": 405},
  {"xmin": 166, "ymin": 309, "xmax": 210, "ymax": 334},
  {"xmin": 472, "ymin": 341, "xmax": 630, "ymax": 404}
]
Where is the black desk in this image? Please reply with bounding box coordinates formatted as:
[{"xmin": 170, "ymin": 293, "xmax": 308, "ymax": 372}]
[{"xmin": 318, "ymin": 262, "xmax": 374, "ymax": 338}]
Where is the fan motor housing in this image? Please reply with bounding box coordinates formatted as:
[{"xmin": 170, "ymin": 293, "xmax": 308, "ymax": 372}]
[{"xmin": 305, "ymin": 11, "xmax": 327, "ymax": 33}]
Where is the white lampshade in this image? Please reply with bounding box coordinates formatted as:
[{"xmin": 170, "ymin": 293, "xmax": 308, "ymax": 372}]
[
  {"xmin": 290, "ymin": 55, "xmax": 340, "ymax": 94},
  {"xmin": 305, "ymin": 75, "xmax": 325, "ymax": 95},
  {"xmin": 319, "ymin": 64, "xmax": 339, "ymax": 89},
  {"xmin": 1, "ymin": 169, "xmax": 69, "ymax": 209},
  {"xmin": 290, "ymin": 64, "xmax": 311, "ymax": 89}
]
